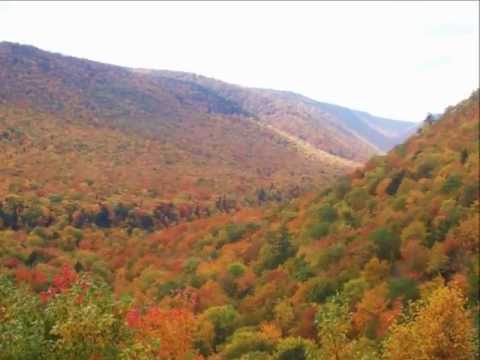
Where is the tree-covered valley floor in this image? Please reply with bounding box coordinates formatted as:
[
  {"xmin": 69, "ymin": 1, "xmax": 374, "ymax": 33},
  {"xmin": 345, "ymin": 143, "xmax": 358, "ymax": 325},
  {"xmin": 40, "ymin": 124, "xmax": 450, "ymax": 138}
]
[{"xmin": 0, "ymin": 90, "xmax": 479, "ymax": 359}]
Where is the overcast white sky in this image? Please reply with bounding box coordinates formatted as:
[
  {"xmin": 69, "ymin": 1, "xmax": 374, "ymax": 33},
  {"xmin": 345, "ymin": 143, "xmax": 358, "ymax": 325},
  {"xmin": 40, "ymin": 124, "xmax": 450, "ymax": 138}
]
[{"xmin": 0, "ymin": 1, "xmax": 478, "ymax": 121}]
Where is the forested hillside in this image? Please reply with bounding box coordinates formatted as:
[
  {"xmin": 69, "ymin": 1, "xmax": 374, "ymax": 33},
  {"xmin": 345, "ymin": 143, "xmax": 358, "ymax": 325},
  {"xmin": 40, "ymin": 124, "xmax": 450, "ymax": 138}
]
[
  {"xmin": 0, "ymin": 42, "xmax": 415, "ymax": 210},
  {"xmin": 0, "ymin": 77, "xmax": 478, "ymax": 360},
  {"xmin": 151, "ymin": 70, "xmax": 416, "ymax": 156}
]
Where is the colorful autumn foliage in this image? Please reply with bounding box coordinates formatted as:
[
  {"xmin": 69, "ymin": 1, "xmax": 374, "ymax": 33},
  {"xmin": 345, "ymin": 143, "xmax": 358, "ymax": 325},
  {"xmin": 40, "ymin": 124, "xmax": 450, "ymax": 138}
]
[{"xmin": 0, "ymin": 41, "xmax": 479, "ymax": 360}]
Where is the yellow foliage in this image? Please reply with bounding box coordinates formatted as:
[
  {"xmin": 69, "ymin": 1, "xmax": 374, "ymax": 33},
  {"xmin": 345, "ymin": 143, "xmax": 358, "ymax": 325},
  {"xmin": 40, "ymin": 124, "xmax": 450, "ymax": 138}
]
[
  {"xmin": 384, "ymin": 286, "xmax": 476, "ymax": 360},
  {"xmin": 260, "ymin": 322, "xmax": 282, "ymax": 342},
  {"xmin": 362, "ymin": 257, "xmax": 389, "ymax": 285}
]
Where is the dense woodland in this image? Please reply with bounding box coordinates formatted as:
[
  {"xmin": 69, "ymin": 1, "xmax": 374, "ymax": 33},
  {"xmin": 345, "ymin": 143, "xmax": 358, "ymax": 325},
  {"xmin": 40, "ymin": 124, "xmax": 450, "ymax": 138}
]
[
  {"xmin": 1, "ymin": 90, "xmax": 478, "ymax": 359},
  {"xmin": 0, "ymin": 44, "xmax": 478, "ymax": 360}
]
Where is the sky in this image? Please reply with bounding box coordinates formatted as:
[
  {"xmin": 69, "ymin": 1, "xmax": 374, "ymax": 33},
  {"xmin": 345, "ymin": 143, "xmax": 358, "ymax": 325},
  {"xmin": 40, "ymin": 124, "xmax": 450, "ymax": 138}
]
[{"xmin": 0, "ymin": 1, "xmax": 478, "ymax": 122}]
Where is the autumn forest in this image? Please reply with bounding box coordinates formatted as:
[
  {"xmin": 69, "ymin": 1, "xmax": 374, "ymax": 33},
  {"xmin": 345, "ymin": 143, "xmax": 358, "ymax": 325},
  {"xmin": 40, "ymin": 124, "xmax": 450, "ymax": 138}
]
[{"xmin": 0, "ymin": 40, "xmax": 478, "ymax": 360}]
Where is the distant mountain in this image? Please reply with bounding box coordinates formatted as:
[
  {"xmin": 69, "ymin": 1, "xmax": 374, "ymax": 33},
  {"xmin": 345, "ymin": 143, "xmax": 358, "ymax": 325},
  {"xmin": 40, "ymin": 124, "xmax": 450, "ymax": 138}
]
[
  {"xmin": 149, "ymin": 70, "xmax": 416, "ymax": 157},
  {"xmin": 0, "ymin": 42, "xmax": 415, "ymax": 207}
]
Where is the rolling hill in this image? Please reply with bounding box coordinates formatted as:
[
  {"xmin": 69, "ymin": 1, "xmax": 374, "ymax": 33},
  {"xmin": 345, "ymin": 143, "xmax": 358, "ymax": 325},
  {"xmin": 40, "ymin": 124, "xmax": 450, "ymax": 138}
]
[
  {"xmin": 0, "ymin": 42, "xmax": 415, "ymax": 211},
  {"xmin": 0, "ymin": 82, "xmax": 477, "ymax": 358}
]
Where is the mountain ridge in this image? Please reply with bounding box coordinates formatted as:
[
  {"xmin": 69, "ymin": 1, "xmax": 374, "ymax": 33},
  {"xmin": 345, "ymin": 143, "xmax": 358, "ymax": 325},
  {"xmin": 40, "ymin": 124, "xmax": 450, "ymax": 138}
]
[
  {"xmin": 149, "ymin": 68, "xmax": 416, "ymax": 154},
  {"xmin": 0, "ymin": 41, "xmax": 415, "ymax": 160},
  {"xmin": 0, "ymin": 41, "xmax": 418, "ymax": 210}
]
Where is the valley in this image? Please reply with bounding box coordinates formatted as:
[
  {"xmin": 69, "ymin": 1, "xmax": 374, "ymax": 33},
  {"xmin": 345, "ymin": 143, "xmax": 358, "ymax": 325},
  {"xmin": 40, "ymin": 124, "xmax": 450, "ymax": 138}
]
[{"xmin": 0, "ymin": 42, "xmax": 478, "ymax": 360}]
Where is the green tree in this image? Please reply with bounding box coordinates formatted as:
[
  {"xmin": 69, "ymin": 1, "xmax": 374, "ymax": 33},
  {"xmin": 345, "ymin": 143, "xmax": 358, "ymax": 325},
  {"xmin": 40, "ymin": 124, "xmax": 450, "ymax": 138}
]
[
  {"xmin": 318, "ymin": 204, "xmax": 338, "ymax": 223},
  {"xmin": 369, "ymin": 228, "xmax": 401, "ymax": 261},
  {"xmin": 316, "ymin": 294, "xmax": 351, "ymax": 360},
  {"xmin": 346, "ymin": 188, "xmax": 369, "ymax": 211},
  {"xmin": 228, "ymin": 262, "xmax": 247, "ymax": 278},
  {"xmin": 201, "ymin": 305, "xmax": 239, "ymax": 346},
  {"xmin": 0, "ymin": 276, "xmax": 46, "ymax": 359},
  {"xmin": 274, "ymin": 337, "xmax": 318, "ymax": 360},
  {"xmin": 441, "ymin": 174, "xmax": 463, "ymax": 194},
  {"xmin": 259, "ymin": 226, "xmax": 297, "ymax": 271},
  {"xmin": 222, "ymin": 329, "xmax": 274, "ymax": 359}
]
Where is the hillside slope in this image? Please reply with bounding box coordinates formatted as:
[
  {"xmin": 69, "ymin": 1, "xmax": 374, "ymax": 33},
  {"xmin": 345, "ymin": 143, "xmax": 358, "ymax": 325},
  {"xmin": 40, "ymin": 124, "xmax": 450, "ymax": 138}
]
[
  {"xmin": 0, "ymin": 42, "xmax": 353, "ymax": 208},
  {"xmin": 151, "ymin": 70, "xmax": 416, "ymax": 155},
  {"xmin": 0, "ymin": 42, "xmax": 414, "ymax": 208},
  {"xmin": 0, "ymin": 85, "xmax": 477, "ymax": 359}
]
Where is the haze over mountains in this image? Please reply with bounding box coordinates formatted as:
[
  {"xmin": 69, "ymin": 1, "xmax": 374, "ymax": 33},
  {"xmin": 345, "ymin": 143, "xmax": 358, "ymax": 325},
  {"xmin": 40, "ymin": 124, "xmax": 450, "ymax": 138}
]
[{"xmin": 0, "ymin": 42, "xmax": 416, "ymax": 206}]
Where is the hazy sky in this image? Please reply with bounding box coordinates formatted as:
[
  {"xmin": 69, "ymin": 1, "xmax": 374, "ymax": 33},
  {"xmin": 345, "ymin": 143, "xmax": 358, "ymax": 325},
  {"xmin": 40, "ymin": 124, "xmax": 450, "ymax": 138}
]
[{"xmin": 0, "ymin": 1, "xmax": 478, "ymax": 121}]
